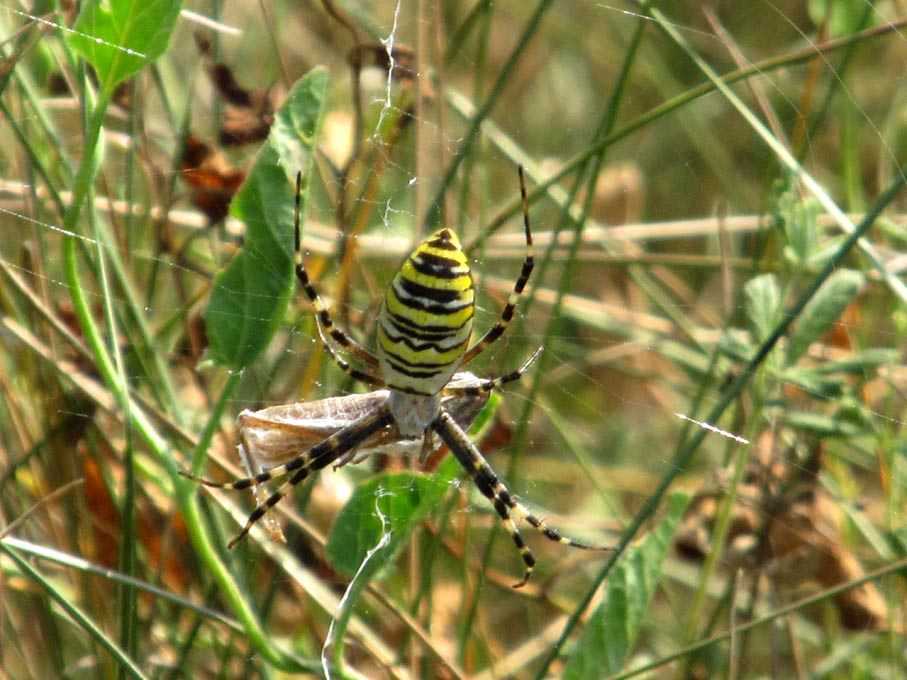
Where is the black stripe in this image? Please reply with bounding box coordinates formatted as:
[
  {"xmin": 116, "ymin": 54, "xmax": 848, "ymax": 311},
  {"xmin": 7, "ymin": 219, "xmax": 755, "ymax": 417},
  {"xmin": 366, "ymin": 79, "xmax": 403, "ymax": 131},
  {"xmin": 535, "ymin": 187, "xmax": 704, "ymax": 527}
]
[
  {"xmin": 330, "ymin": 329, "xmax": 350, "ymax": 346},
  {"xmin": 390, "ymin": 384, "xmax": 434, "ymax": 395},
  {"xmin": 390, "ymin": 286, "xmax": 473, "ymax": 316},
  {"xmin": 544, "ymin": 527, "xmax": 563, "ymax": 541},
  {"xmin": 477, "ymin": 325, "xmax": 504, "ymax": 348},
  {"xmin": 382, "ymin": 318, "xmax": 464, "ymax": 344},
  {"xmin": 386, "ymin": 316, "xmax": 459, "ymax": 342},
  {"xmin": 385, "ymin": 358, "xmax": 445, "ymax": 379},
  {"xmin": 387, "ymin": 309, "xmax": 473, "ymax": 334},
  {"xmin": 519, "ymin": 256, "xmax": 534, "ymax": 280},
  {"xmin": 426, "ymin": 237, "xmax": 458, "ymax": 251},
  {"xmin": 381, "ymin": 345, "xmax": 457, "ymax": 370},
  {"xmin": 314, "ymin": 413, "xmax": 391, "ymax": 469},
  {"xmin": 415, "ymin": 251, "xmax": 463, "ymax": 269},
  {"xmin": 433, "ymin": 414, "xmax": 498, "ymax": 500},
  {"xmin": 305, "ymin": 409, "xmax": 394, "ymax": 472},
  {"xmin": 411, "ymin": 253, "xmax": 468, "ymax": 279},
  {"xmin": 431, "ymin": 410, "xmax": 538, "ymax": 588},
  {"xmin": 379, "ymin": 324, "xmax": 469, "ymax": 354},
  {"xmin": 398, "ymin": 277, "xmax": 464, "ymax": 304}
]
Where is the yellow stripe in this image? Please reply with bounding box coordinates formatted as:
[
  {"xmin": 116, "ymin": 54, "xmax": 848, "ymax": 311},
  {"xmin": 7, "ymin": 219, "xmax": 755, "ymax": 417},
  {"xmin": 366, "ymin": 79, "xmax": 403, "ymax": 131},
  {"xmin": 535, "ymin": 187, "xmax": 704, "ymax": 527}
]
[
  {"xmin": 419, "ymin": 242, "xmax": 469, "ymax": 263},
  {"xmin": 378, "ymin": 325, "xmax": 469, "ymax": 366},
  {"xmin": 384, "ymin": 287, "xmax": 475, "ymax": 328},
  {"xmin": 400, "ymin": 260, "xmax": 472, "ymax": 292}
]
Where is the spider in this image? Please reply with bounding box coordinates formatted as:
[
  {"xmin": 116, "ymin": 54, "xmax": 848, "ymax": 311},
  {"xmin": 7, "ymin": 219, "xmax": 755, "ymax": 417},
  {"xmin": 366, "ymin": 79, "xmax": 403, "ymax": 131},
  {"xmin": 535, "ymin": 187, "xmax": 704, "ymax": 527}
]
[{"xmin": 185, "ymin": 167, "xmax": 609, "ymax": 587}]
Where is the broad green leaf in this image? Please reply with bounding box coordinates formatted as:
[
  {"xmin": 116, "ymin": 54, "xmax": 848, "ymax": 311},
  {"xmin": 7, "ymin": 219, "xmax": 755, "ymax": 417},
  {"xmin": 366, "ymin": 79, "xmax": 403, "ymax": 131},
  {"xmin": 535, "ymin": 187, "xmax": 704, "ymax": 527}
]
[
  {"xmin": 786, "ymin": 269, "xmax": 864, "ymax": 365},
  {"xmin": 564, "ymin": 493, "xmax": 689, "ymax": 679},
  {"xmin": 205, "ymin": 68, "xmax": 329, "ymax": 369},
  {"xmin": 326, "ymin": 379, "xmax": 500, "ymax": 578},
  {"xmin": 327, "ymin": 472, "xmax": 450, "ymax": 578},
  {"xmin": 69, "ymin": 0, "xmax": 182, "ymax": 91},
  {"xmin": 744, "ymin": 274, "xmax": 781, "ymax": 344}
]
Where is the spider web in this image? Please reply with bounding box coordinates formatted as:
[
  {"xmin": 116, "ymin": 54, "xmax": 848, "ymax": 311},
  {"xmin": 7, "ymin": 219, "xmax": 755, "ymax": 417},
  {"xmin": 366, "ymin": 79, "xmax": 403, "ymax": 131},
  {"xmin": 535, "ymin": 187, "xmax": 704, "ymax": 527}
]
[{"xmin": 1, "ymin": 0, "xmax": 906, "ymax": 675}]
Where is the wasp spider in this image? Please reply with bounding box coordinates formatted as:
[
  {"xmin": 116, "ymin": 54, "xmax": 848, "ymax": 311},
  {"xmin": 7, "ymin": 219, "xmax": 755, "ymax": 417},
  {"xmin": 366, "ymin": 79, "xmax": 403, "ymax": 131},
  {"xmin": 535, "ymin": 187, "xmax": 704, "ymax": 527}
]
[{"xmin": 186, "ymin": 167, "xmax": 609, "ymax": 587}]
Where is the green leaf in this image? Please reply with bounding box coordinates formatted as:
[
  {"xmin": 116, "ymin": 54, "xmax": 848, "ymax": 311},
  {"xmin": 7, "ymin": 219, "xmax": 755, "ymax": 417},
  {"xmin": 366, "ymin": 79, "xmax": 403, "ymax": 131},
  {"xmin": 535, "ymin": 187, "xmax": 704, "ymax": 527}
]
[
  {"xmin": 466, "ymin": 390, "xmax": 500, "ymax": 444},
  {"xmin": 326, "ymin": 385, "xmax": 499, "ymax": 578},
  {"xmin": 744, "ymin": 274, "xmax": 781, "ymax": 344},
  {"xmin": 205, "ymin": 68, "xmax": 329, "ymax": 369},
  {"xmin": 564, "ymin": 493, "xmax": 689, "ymax": 679},
  {"xmin": 69, "ymin": 0, "xmax": 182, "ymax": 91},
  {"xmin": 326, "ymin": 472, "xmax": 450, "ymax": 578},
  {"xmin": 779, "ymin": 196, "xmax": 822, "ymax": 267},
  {"xmin": 717, "ymin": 328, "xmax": 755, "ymax": 363},
  {"xmin": 786, "ymin": 269, "xmax": 864, "ymax": 364},
  {"xmin": 778, "ymin": 366, "xmax": 844, "ymax": 399},
  {"xmin": 889, "ymin": 519, "xmax": 907, "ymax": 556},
  {"xmin": 808, "ymin": 0, "xmax": 873, "ymax": 37},
  {"xmin": 782, "ymin": 410, "xmax": 864, "ymax": 437},
  {"xmin": 811, "ymin": 348, "xmax": 900, "ymax": 375}
]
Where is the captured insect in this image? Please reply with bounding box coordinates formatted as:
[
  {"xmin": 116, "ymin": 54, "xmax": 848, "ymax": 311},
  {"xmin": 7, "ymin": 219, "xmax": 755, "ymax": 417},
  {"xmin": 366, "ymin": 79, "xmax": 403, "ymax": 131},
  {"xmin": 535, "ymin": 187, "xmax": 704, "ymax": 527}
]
[
  {"xmin": 235, "ymin": 371, "xmax": 494, "ymax": 544},
  {"xmin": 184, "ymin": 167, "xmax": 610, "ymax": 587}
]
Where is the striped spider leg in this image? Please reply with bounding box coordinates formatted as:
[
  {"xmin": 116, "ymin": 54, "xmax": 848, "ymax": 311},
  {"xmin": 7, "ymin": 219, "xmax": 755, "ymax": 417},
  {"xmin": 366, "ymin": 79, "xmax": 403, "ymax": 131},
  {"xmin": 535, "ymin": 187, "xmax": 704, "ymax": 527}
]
[
  {"xmin": 436, "ymin": 348, "xmax": 611, "ymax": 588},
  {"xmin": 460, "ymin": 165, "xmax": 534, "ymax": 364},
  {"xmin": 291, "ymin": 172, "xmax": 383, "ymax": 385},
  {"xmin": 432, "ymin": 412, "xmax": 610, "ymax": 589}
]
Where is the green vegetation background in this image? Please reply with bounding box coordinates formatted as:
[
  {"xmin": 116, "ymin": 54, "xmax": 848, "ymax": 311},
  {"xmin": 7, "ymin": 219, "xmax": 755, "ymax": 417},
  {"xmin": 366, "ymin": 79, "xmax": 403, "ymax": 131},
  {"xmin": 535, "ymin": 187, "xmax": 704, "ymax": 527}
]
[{"xmin": 0, "ymin": 1, "xmax": 905, "ymax": 678}]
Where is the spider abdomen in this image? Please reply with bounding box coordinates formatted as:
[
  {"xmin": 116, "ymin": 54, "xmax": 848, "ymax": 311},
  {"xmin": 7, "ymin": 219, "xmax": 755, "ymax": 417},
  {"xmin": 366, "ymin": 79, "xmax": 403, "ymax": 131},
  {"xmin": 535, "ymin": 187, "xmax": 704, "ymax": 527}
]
[{"xmin": 377, "ymin": 228, "xmax": 475, "ymax": 395}]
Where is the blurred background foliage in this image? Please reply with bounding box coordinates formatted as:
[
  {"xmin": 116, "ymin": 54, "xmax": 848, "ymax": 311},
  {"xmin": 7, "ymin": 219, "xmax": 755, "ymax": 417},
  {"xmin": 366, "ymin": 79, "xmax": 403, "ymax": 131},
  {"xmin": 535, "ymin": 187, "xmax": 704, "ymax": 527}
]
[{"xmin": 0, "ymin": 0, "xmax": 906, "ymax": 678}]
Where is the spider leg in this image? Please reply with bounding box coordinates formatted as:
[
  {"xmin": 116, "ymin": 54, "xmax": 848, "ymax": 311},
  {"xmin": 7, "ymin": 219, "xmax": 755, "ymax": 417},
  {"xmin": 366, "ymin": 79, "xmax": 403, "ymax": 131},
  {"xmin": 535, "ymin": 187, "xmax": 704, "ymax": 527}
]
[
  {"xmin": 432, "ymin": 410, "xmax": 609, "ymax": 588},
  {"xmin": 432, "ymin": 411, "xmax": 533, "ymax": 587},
  {"xmin": 442, "ymin": 347, "xmax": 542, "ymax": 399},
  {"xmin": 293, "ymin": 172, "xmax": 383, "ymax": 385},
  {"xmin": 182, "ymin": 408, "xmax": 394, "ymax": 547},
  {"xmin": 461, "ymin": 166, "xmax": 533, "ymax": 365},
  {"xmin": 333, "ymin": 444, "xmax": 364, "ymax": 469},
  {"xmin": 238, "ymin": 433, "xmax": 286, "ymax": 543},
  {"xmin": 419, "ymin": 430, "xmax": 434, "ymax": 466}
]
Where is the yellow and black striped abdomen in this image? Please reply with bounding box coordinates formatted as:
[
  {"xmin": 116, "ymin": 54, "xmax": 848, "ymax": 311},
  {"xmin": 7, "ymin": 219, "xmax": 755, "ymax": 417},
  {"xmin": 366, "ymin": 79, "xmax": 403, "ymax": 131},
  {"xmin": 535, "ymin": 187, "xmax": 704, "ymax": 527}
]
[{"xmin": 378, "ymin": 228, "xmax": 474, "ymax": 394}]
